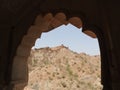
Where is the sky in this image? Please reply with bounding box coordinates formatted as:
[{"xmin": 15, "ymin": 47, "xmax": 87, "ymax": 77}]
[{"xmin": 33, "ymin": 24, "xmax": 100, "ymax": 55}]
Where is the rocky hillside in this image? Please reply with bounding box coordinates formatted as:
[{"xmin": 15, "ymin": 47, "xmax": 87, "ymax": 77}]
[{"xmin": 24, "ymin": 45, "xmax": 103, "ymax": 90}]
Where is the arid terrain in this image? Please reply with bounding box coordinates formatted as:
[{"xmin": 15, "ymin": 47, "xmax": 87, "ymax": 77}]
[{"xmin": 24, "ymin": 45, "xmax": 103, "ymax": 90}]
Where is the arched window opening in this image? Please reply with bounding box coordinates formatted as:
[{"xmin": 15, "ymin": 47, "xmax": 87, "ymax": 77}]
[{"xmin": 24, "ymin": 23, "xmax": 102, "ymax": 90}]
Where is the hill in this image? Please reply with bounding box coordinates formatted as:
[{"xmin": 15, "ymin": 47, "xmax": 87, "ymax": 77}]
[{"xmin": 24, "ymin": 45, "xmax": 102, "ymax": 90}]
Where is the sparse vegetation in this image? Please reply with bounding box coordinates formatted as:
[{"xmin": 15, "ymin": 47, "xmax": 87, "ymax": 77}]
[
  {"xmin": 66, "ymin": 60, "xmax": 73, "ymax": 76},
  {"xmin": 24, "ymin": 45, "xmax": 102, "ymax": 90}
]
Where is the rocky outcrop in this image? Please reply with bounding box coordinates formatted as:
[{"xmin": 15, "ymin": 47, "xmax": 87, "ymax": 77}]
[{"xmin": 24, "ymin": 45, "xmax": 102, "ymax": 90}]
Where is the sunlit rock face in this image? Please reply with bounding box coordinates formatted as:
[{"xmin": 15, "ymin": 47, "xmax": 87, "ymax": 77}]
[{"xmin": 24, "ymin": 45, "xmax": 102, "ymax": 90}]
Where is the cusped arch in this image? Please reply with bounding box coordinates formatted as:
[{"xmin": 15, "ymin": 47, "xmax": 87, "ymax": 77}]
[
  {"xmin": 68, "ymin": 17, "xmax": 82, "ymax": 28},
  {"xmin": 11, "ymin": 12, "xmax": 97, "ymax": 89}
]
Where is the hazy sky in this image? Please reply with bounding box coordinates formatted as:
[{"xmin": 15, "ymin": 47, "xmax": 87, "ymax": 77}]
[{"xmin": 33, "ymin": 24, "xmax": 100, "ymax": 55}]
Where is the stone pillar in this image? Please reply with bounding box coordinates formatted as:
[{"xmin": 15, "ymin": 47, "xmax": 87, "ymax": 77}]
[{"xmin": 11, "ymin": 24, "xmax": 46, "ymax": 89}]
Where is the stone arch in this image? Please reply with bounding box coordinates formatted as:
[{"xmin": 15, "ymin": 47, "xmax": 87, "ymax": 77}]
[{"xmin": 11, "ymin": 12, "xmax": 97, "ymax": 89}]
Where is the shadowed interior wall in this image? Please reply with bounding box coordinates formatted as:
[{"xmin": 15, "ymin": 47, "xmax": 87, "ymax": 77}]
[{"xmin": 0, "ymin": 0, "xmax": 120, "ymax": 90}]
